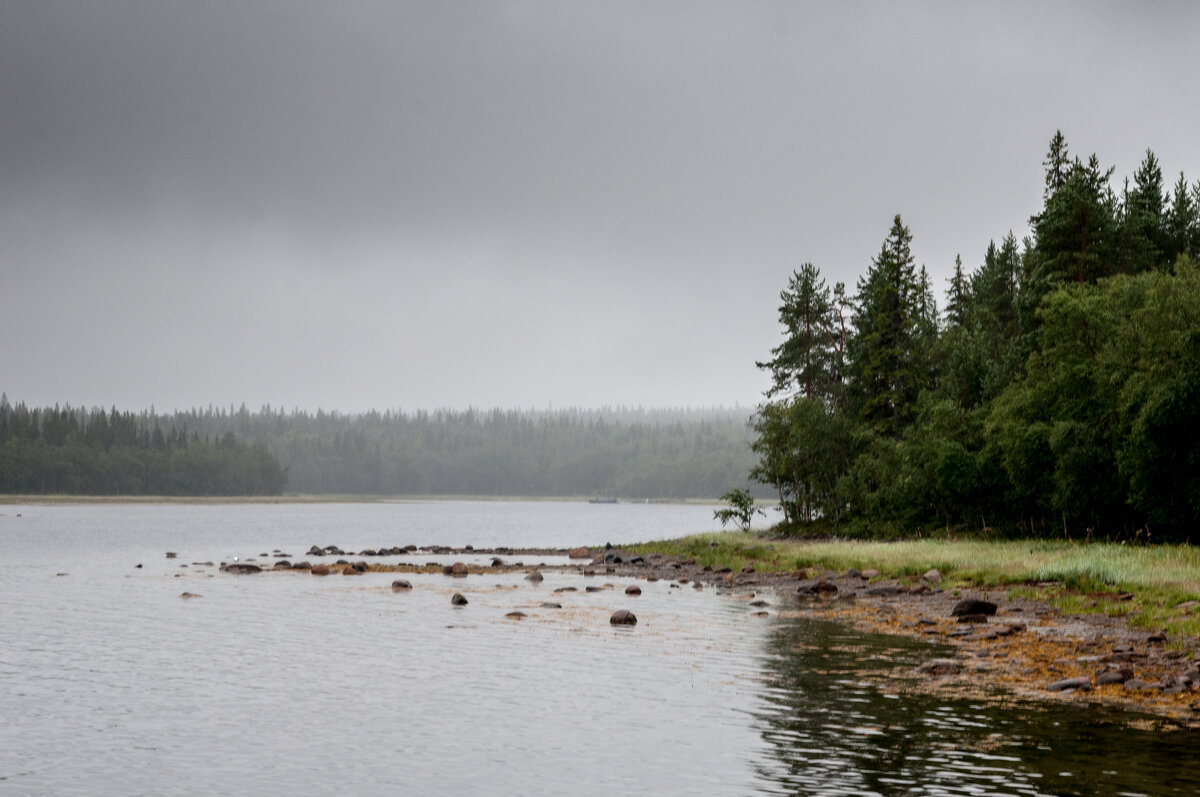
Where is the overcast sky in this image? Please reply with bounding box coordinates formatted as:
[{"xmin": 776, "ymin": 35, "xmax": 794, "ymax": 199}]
[{"xmin": 3, "ymin": 1, "xmax": 1199, "ymax": 414}]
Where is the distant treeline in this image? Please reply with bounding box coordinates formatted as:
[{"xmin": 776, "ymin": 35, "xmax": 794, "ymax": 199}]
[
  {"xmin": 0, "ymin": 400, "xmax": 759, "ymax": 499},
  {"xmin": 0, "ymin": 400, "xmax": 286, "ymax": 496},
  {"xmin": 156, "ymin": 405, "xmax": 758, "ymax": 498},
  {"xmin": 752, "ymin": 132, "xmax": 1200, "ymax": 542}
]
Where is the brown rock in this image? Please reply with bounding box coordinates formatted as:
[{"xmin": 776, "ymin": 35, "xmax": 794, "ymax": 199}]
[
  {"xmin": 568, "ymin": 547, "xmax": 590, "ymax": 559},
  {"xmin": 916, "ymin": 659, "xmax": 962, "ymax": 676},
  {"xmin": 610, "ymin": 609, "xmax": 637, "ymax": 625},
  {"xmin": 505, "ymin": 611, "xmax": 527, "ymax": 620},
  {"xmin": 525, "ymin": 571, "xmax": 544, "ymax": 583},
  {"xmin": 450, "ymin": 562, "xmax": 469, "ymax": 577},
  {"xmin": 921, "ymin": 568, "xmax": 942, "ymax": 584},
  {"xmin": 311, "ymin": 565, "xmax": 331, "ymax": 576},
  {"xmin": 342, "ymin": 566, "xmax": 363, "ymax": 575},
  {"xmin": 391, "ymin": 580, "xmax": 412, "ymax": 591},
  {"xmin": 860, "ymin": 569, "xmax": 880, "ymax": 579},
  {"xmin": 625, "ymin": 585, "xmax": 642, "ymax": 595},
  {"xmin": 451, "ymin": 593, "xmax": 468, "ymax": 606}
]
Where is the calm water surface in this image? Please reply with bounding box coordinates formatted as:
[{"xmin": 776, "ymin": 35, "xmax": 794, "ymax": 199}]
[{"xmin": 2, "ymin": 502, "xmax": 1198, "ymax": 796}]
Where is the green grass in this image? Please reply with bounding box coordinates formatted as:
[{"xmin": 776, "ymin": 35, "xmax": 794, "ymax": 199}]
[{"xmin": 629, "ymin": 532, "xmax": 1200, "ymax": 640}]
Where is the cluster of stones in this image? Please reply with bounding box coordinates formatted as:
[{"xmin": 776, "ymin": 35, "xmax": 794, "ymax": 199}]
[{"xmin": 1043, "ymin": 638, "xmax": 1200, "ymax": 697}]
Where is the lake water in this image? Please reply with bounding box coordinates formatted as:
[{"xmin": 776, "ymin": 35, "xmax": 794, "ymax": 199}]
[{"xmin": 2, "ymin": 501, "xmax": 1199, "ymax": 796}]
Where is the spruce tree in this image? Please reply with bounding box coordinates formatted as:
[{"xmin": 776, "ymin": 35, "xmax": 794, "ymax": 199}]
[{"xmin": 847, "ymin": 215, "xmax": 929, "ymax": 437}]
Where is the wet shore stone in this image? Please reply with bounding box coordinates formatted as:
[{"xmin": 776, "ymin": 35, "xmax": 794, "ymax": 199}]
[
  {"xmin": 451, "ymin": 593, "xmax": 468, "ymax": 606},
  {"xmin": 916, "ymin": 659, "xmax": 962, "ymax": 676},
  {"xmin": 1046, "ymin": 677, "xmax": 1092, "ymax": 692},
  {"xmin": 610, "ymin": 610, "xmax": 637, "ymax": 626},
  {"xmin": 951, "ymin": 599, "xmax": 998, "ymax": 617},
  {"xmin": 391, "ymin": 580, "xmax": 412, "ymax": 591},
  {"xmin": 625, "ymin": 585, "xmax": 642, "ymax": 595},
  {"xmin": 311, "ymin": 565, "xmax": 331, "ymax": 576},
  {"xmin": 525, "ymin": 571, "xmax": 544, "ymax": 583},
  {"xmin": 505, "ymin": 611, "xmax": 527, "ymax": 620}
]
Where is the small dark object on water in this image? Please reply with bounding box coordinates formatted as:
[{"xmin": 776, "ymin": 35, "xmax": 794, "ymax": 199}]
[
  {"xmin": 585, "ymin": 586, "xmax": 604, "ymax": 592},
  {"xmin": 391, "ymin": 580, "xmax": 412, "ymax": 591},
  {"xmin": 540, "ymin": 602, "xmax": 563, "ymax": 609},
  {"xmin": 625, "ymin": 585, "xmax": 641, "ymax": 595},
  {"xmin": 311, "ymin": 565, "xmax": 331, "ymax": 576},
  {"xmin": 610, "ymin": 610, "xmax": 637, "ymax": 625},
  {"xmin": 525, "ymin": 571, "xmax": 544, "ymax": 583},
  {"xmin": 166, "ymin": 552, "xmax": 177, "ymax": 559},
  {"xmin": 505, "ymin": 611, "xmax": 527, "ymax": 620},
  {"xmin": 451, "ymin": 593, "xmax": 468, "ymax": 606},
  {"xmin": 180, "ymin": 592, "xmax": 201, "ymax": 599},
  {"xmin": 749, "ymin": 600, "xmax": 768, "ymax": 607}
]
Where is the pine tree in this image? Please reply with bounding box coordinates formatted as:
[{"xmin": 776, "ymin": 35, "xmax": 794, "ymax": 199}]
[
  {"xmin": 847, "ymin": 215, "xmax": 930, "ymax": 437},
  {"xmin": 945, "ymin": 255, "xmax": 969, "ymax": 327},
  {"xmin": 756, "ymin": 263, "xmax": 837, "ymax": 402}
]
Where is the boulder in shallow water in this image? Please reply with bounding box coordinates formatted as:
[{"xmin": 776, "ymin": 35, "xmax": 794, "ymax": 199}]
[
  {"xmin": 505, "ymin": 611, "xmax": 527, "ymax": 620},
  {"xmin": 391, "ymin": 580, "xmax": 412, "ymax": 591},
  {"xmin": 609, "ymin": 609, "xmax": 637, "ymax": 626},
  {"xmin": 540, "ymin": 602, "xmax": 562, "ymax": 609},
  {"xmin": 525, "ymin": 571, "xmax": 544, "ymax": 583},
  {"xmin": 273, "ymin": 560, "xmax": 292, "ymax": 570},
  {"xmin": 568, "ymin": 547, "xmax": 590, "ymax": 559},
  {"xmin": 224, "ymin": 563, "xmax": 262, "ymax": 574},
  {"xmin": 451, "ymin": 593, "xmax": 468, "ymax": 606},
  {"xmin": 310, "ymin": 565, "xmax": 331, "ymax": 576},
  {"xmin": 625, "ymin": 585, "xmax": 642, "ymax": 596}
]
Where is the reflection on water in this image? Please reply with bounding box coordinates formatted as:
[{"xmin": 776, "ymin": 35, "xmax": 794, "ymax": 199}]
[
  {"xmin": 752, "ymin": 616, "xmax": 1200, "ymax": 796},
  {"xmin": 3, "ymin": 504, "xmax": 1200, "ymax": 796}
]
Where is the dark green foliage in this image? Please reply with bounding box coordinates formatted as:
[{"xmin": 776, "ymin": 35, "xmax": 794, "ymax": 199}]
[
  {"xmin": 751, "ymin": 133, "xmax": 1200, "ymax": 541},
  {"xmin": 0, "ymin": 397, "xmax": 286, "ymax": 496},
  {"xmin": 846, "ymin": 215, "xmax": 935, "ymax": 438},
  {"xmin": 713, "ymin": 488, "xmax": 764, "ymax": 531},
  {"xmin": 756, "ymin": 263, "xmax": 837, "ymax": 402}
]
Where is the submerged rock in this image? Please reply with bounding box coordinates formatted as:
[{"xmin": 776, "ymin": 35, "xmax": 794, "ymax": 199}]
[
  {"xmin": 391, "ymin": 580, "xmax": 412, "ymax": 591},
  {"xmin": 451, "ymin": 593, "xmax": 468, "ymax": 606},
  {"xmin": 609, "ymin": 610, "xmax": 637, "ymax": 626}
]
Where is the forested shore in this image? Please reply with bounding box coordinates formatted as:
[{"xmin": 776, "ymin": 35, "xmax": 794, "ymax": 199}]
[
  {"xmin": 0, "ymin": 402, "xmax": 286, "ymax": 496},
  {"xmin": 0, "ymin": 400, "xmax": 758, "ymax": 499},
  {"xmin": 752, "ymin": 132, "xmax": 1200, "ymax": 542}
]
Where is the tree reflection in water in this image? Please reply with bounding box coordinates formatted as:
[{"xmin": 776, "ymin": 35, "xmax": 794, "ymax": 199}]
[{"xmin": 749, "ymin": 614, "xmax": 1200, "ymax": 796}]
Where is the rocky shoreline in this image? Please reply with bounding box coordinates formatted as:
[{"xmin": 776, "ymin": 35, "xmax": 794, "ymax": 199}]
[{"xmin": 217, "ymin": 542, "xmax": 1200, "ymax": 727}]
